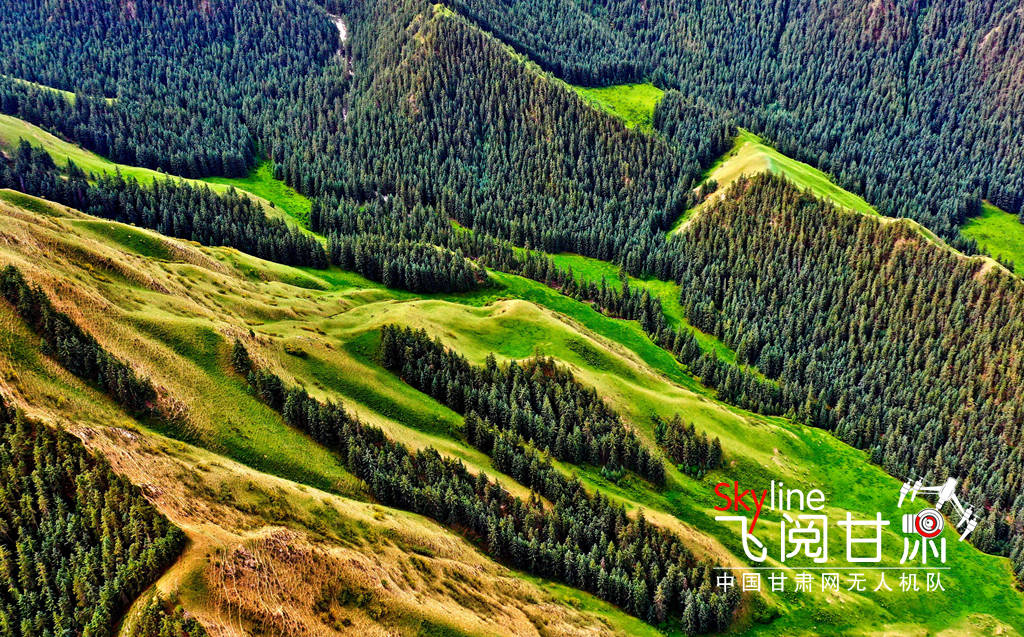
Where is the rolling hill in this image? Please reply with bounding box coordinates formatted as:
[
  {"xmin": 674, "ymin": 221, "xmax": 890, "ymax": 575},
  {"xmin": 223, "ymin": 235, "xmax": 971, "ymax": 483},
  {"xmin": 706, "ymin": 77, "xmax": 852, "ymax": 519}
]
[
  {"xmin": 1, "ymin": 181, "xmax": 1022, "ymax": 635},
  {"xmin": 1, "ymin": 0, "xmax": 1024, "ymax": 634}
]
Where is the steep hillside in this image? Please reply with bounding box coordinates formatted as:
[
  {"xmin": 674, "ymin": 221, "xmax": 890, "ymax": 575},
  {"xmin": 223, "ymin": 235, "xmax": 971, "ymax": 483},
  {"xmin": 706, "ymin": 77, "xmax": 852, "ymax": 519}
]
[
  {"xmin": 1, "ymin": 188, "xmax": 1023, "ymax": 634},
  {"xmin": 0, "ymin": 193, "xmax": 666, "ymax": 636},
  {"xmin": 673, "ymin": 174, "xmax": 1024, "ymax": 575},
  {"xmin": 446, "ymin": 0, "xmax": 1024, "ymax": 239}
]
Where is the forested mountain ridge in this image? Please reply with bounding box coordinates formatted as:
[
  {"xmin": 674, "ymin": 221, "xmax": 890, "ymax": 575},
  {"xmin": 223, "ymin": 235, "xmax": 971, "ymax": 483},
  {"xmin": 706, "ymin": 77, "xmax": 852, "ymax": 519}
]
[
  {"xmin": 4, "ymin": 0, "xmax": 1023, "ymax": 251},
  {"xmin": 673, "ymin": 173, "xmax": 1024, "ymax": 576},
  {"xmin": 445, "ymin": 0, "xmax": 1024, "ymax": 241},
  {"xmin": 0, "ymin": 0, "xmax": 730, "ymax": 278},
  {"xmin": 310, "ymin": 0, "xmax": 710, "ymax": 267},
  {"xmin": 2, "ymin": 0, "xmax": 1024, "ymax": 633}
]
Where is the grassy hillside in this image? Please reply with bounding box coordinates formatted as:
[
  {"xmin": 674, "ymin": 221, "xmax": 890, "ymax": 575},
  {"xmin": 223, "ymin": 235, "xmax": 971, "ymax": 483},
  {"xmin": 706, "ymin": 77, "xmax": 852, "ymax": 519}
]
[
  {"xmin": 961, "ymin": 201, "xmax": 1024, "ymax": 274},
  {"xmin": 202, "ymin": 160, "xmax": 313, "ymax": 226},
  {"xmin": 0, "ymin": 114, "xmax": 308, "ymax": 232},
  {"xmin": 671, "ymin": 129, "xmax": 878, "ymax": 232},
  {"xmin": 0, "ymin": 193, "xmax": 654, "ymax": 637},
  {"xmin": 1, "ymin": 191, "xmax": 1021, "ymax": 635},
  {"xmin": 570, "ymin": 83, "xmax": 664, "ymax": 132}
]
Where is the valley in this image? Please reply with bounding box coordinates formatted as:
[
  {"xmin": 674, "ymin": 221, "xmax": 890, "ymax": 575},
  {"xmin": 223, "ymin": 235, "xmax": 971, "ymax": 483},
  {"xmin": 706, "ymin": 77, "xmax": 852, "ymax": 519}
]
[
  {"xmin": 1, "ymin": 0, "xmax": 1024, "ymax": 635},
  {"xmin": 1, "ymin": 154, "xmax": 1022, "ymax": 633}
]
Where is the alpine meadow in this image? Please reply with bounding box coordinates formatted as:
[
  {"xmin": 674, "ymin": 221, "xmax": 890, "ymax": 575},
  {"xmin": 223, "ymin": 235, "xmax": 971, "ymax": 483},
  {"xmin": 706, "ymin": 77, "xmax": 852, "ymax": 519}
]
[{"xmin": 1, "ymin": 1, "xmax": 1024, "ymax": 636}]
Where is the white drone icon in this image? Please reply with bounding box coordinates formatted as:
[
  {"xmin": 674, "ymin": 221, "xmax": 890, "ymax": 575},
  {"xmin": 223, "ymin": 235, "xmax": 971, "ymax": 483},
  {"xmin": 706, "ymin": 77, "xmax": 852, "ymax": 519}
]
[{"xmin": 897, "ymin": 476, "xmax": 978, "ymax": 541}]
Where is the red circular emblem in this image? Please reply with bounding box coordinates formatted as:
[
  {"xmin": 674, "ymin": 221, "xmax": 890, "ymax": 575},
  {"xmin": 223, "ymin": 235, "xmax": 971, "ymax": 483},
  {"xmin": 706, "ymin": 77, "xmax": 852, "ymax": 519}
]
[{"xmin": 914, "ymin": 509, "xmax": 944, "ymax": 538}]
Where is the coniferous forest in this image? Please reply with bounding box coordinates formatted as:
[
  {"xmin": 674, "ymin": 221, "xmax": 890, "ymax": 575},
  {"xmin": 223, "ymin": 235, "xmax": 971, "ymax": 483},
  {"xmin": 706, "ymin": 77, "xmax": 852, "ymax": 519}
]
[
  {"xmin": 673, "ymin": 174, "xmax": 1024, "ymax": 575},
  {"xmin": 1, "ymin": 0, "xmax": 1024, "ymax": 633},
  {"xmin": 0, "ymin": 397, "xmax": 184, "ymax": 636},
  {"xmin": 444, "ymin": 0, "xmax": 1024, "ymax": 238}
]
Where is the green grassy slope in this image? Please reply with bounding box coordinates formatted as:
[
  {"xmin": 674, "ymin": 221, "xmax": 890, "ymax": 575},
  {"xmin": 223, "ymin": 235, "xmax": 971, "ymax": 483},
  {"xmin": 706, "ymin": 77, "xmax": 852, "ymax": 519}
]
[
  {"xmin": 0, "ymin": 114, "xmax": 307, "ymax": 231},
  {"xmin": 311, "ymin": 266, "xmax": 1024, "ymax": 636},
  {"xmin": 0, "ymin": 194, "xmax": 669, "ymax": 636},
  {"xmin": 2, "ymin": 191, "xmax": 1020, "ymax": 635},
  {"xmin": 671, "ymin": 129, "xmax": 877, "ymax": 233},
  {"xmin": 202, "ymin": 160, "xmax": 312, "ymax": 226},
  {"xmin": 570, "ymin": 83, "xmax": 664, "ymax": 132},
  {"xmin": 962, "ymin": 201, "xmax": 1024, "ymax": 274},
  {"xmin": 0, "ymin": 114, "xmax": 188, "ymax": 185}
]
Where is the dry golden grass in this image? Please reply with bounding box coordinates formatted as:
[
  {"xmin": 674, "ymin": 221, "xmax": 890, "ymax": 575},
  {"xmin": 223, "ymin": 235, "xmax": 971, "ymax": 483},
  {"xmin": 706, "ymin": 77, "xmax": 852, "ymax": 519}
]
[
  {"xmin": 0, "ymin": 195, "xmax": 666, "ymax": 636},
  {"xmin": 77, "ymin": 423, "xmax": 641, "ymax": 637}
]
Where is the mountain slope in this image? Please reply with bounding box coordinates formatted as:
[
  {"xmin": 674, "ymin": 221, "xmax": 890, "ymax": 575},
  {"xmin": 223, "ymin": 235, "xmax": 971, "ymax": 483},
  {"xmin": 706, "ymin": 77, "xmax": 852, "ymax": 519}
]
[
  {"xmin": 1, "ymin": 185, "xmax": 1022, "ymax": 634},
  {"xmin": 674, "ymin": 174, "xmax": 1024, "ymax": 573},
  {"xmin": 444, "ymin": 0, "xmax": 1024, "ymax": 238},
  {"xmin": 0, "ymin": 193, "xmax": 664, "ymax": 637}
]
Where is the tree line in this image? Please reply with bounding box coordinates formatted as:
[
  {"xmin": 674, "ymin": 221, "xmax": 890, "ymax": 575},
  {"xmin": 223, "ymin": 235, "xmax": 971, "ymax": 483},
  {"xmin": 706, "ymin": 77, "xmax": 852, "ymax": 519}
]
[
  {"xmin": 0, "ymin": 396, "xmax": 185, "ymax": 636},
  {"xmin": 233, "ymin": 340, "xmax": 739, "ymax": 629},
  {"xmin": 0, "ymin": 265, "xmax": 156, "ymax": 413},
  {"xmin": 2, "ymin": 142, "xmax": 489, "ymax": 293},
  {"xmin": 672, "ymin": 173, "xmax": 1024, "ymax": 578},
  {"xmin": 378, "ymin": 325, "xmax": 664, "ymax": 484},
  {"xmin": 654, "ymin": 414, "xmax": 723, "ymax": 479},
  {"xmin": 0, "ymin": 142, "xmax": 327, "ymax": 268}
]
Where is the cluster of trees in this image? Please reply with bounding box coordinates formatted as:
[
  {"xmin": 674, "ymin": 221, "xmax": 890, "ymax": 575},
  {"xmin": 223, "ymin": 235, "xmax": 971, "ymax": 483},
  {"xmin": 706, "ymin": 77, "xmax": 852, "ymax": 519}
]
[
  {"xmin": 0, "ymin": 142, "xmax": 328, "ymax": 267},
  {"xmin": 453, "ymin": 242, "xmax": 796, "ymax": 417},
  {"xmin": 378, "ymin": 325, "xmax": 664, "ymax": 484},
  {"xmin": 302, "ymin": 0, "xmax": 702, "ymax": 277},
  {"xmin": 443, "ymin": 0, "xmax": 1024, "ymax": 240},
  {"xmin": 0, "ymin": 265, "xmax": 157, "ymax": 413},
  {"xmin": 0, "ymin": 0, "xmax": 344, "ymax": 177},
  {"xmin": 236, "ymin": 341, "xmax": 738, "ymax": 628},
  {"xmin": 654, "ymin": 414, "xmax": 723, "ymax": 478},
  {"xmin": 328, "ymin": 234, "xmax": 485, "ymax": 293},
  {"xmin": 673, "ymin": 174, "xmax": 1024, "ymax": 574},
  {"xmin": 0, "ymin": 396, "xmax": 185, "ymax": 636},
  {"xmin": 653, "ymin": 329, "xmax": 798, "ymax": 420},
  {"xmin": 134, "ymin": 596, "xmax": 206, "ymax": 637}
]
